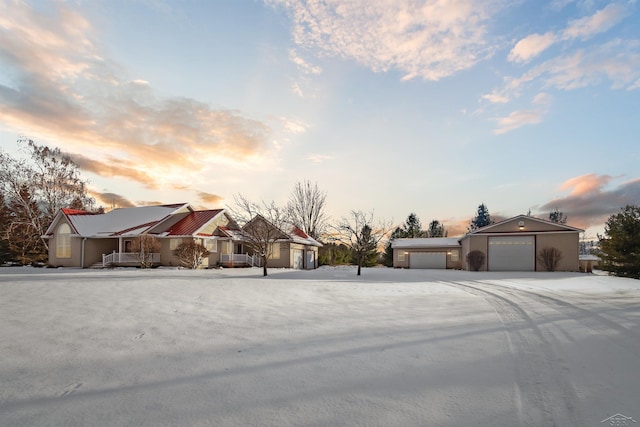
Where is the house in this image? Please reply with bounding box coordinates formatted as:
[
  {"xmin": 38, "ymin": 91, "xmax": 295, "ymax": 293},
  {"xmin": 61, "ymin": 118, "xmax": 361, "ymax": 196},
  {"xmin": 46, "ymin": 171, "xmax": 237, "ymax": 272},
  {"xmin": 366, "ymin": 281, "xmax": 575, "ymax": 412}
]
[
  {"xmin": 392, "ymin": 215, "xmax": 582, "ymax": 272},
  {"xmin": 44, "ymin": 203, "xmax": 253, "ymax": 268},
  {"xmin": 241, "ymin": 214, "xmax": 322, "ymax": 270},
  {"xmin": 45, "ymin": 203, "xmax": 322, "ymax": 269}
]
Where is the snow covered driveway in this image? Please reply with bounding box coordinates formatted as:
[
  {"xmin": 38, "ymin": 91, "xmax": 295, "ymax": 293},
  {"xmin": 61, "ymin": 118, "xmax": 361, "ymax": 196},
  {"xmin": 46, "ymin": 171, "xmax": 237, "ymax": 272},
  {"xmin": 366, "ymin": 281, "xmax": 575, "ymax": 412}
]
[{"xmin": 1, "ymin": 267, "xmax": 639, "ymax": 426}]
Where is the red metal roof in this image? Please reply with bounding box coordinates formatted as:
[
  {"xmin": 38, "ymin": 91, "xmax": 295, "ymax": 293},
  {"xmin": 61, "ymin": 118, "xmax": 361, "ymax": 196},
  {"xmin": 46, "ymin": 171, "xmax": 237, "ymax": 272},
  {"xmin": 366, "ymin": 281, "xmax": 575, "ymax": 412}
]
[
  {"xmin": 291, "ymin": 226, "xmax": 310, "ymax": 239},
  {"xmin": 166, "ymin": 209, "xmax": 224, "ymax": 236},
  {"xmin": 62, "ymin": 208, "xmax": 94, "ymax": 216}
]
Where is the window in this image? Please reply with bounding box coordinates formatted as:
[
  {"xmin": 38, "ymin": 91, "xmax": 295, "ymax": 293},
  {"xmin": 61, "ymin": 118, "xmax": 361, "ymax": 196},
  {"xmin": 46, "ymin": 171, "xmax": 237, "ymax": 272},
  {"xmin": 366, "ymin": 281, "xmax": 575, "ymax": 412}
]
[
  {"xmin": 56, "ymin": 223, "xmax": 71, "ymax": 258},
  {"xmin": 269, "ymin": 243, "xmax": 281, "ymax": 259},
  {"xmin": 170, "ymin": 239, "xmax": 181, "ymax": 250},
  {"xmin": 398, "ymin": 252, "xmax": 405, "ymax": 261},
  {"xmin": 205, "ymin": 239, "xmax": 217, "ymax": 252},
  {"xmin": 450, "ymin": 250, "xmax": 459, "ymax": 262}
]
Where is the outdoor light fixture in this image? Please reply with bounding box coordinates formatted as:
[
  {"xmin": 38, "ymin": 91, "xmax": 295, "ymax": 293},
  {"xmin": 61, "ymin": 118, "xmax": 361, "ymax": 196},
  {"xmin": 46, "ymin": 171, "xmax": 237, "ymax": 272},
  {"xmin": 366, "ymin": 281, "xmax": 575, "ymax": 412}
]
[{"xmin": 518, "ymin": 221, "xmax": 525, "ymax": 230}]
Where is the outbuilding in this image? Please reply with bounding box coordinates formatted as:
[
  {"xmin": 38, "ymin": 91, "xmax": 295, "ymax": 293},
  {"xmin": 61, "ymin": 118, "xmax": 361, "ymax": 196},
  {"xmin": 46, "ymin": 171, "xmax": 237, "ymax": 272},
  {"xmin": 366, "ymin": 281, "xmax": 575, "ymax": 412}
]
[
  {"xmin": 460, "ymin": 215, "xmax": 582, "ymax": 272},
  {"xmin": 392, "ymin": 237, "xmax": 462, "ymax": 269},
  {"xmin": 391, "ymin": 215, "xmax": 583, "ymax": 272}
]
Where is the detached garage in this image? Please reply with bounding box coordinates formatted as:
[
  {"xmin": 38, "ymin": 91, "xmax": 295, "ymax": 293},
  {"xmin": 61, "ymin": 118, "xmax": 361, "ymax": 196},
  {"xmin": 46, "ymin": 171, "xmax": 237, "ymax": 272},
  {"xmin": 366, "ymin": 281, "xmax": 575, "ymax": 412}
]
[
  {"xmin": 460, "ymin": 215, "xmax": 582, "ymax": 272},
  {"xmin": 392, "ymin": 238, "xmax": 462, "ymax": 269}
]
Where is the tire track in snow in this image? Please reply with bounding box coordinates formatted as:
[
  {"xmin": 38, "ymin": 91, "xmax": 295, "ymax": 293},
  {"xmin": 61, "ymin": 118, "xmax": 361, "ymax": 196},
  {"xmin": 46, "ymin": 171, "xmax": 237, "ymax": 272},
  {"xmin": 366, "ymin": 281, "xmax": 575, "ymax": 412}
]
[
  {"xmin": 440, "ymin": 281, "xmax": 585, "ymax": 427},
  {"xmin": 472, "ymin": 280, "xmax": 640, "ymax": 358}
]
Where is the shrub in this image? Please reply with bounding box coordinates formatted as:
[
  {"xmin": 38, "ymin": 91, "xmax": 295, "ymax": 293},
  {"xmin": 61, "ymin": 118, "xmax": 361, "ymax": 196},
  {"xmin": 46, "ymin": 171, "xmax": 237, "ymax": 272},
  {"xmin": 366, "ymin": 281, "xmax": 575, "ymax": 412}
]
[
  {"xmin": 466, "ymin": 250, "xmax": 485, "ymax": 271},
  {"xmin": 131, "ymin": 235, "xmax": 161, "ymax": 268},
  {"xmin": 538, "ymin": 247, "xmax": 562, "ymax": 271},
  {"xmin": 174, "ymin": 242, "xmax": 210, "ymax": 269}
]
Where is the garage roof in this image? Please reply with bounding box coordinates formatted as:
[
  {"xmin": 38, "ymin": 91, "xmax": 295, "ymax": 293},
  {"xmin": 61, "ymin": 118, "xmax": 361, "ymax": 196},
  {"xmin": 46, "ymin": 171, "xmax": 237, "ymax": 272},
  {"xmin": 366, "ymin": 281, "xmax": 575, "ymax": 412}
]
[{"xmin": 392, "ymin": 237, "xmax": 461, "ymax": 249}]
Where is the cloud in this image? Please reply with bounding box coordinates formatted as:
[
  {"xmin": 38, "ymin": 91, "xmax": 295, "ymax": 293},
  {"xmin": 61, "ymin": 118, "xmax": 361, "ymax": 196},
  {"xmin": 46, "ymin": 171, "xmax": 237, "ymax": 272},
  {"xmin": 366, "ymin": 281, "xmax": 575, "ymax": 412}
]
[
  {"xmin": 89, "ymin": 191, "xmax": 136, "ymax": 209},
  {"xmin": 481, "ymin": 91, "xmax": 510, "ymax": 104},
  {"xmin": 69, "ymin": 153, "xmax": 159, "ymax": 189},
  {"xmin": 198, "ymin": 192, "xmax": 224, "ymax": 206},
  {"xmin": 562, "ymin": 2, "xmax": 629, "ymax": 40},
  {"xmin": 307, "ymin": 153, "xmax": 333, "ymax": 163},
  {"xmin": 289, "ymin": 48, "xmax": 322, "ymax": 75},
  {"xmin": 508, "ymin": 32, "xmax": 556, "ymax": 63},
  {"xmin": 494, "ymin": 110, "xmax": 544, "ymax": 134},
  {"xmin": 539, "ymin": 174, "xmax": 640, "ymax": 230},
  {"xmin": 0, "ymin": 1, "xmax": 273, "ymax": 189},
  {"xmin": 268, "ymin": 0, "xmax": 501, "ymax": 81},
  {"xmin": 507, "ymin": 3, "xmax": 630, "ymax": 64},
  {"xmin": 494, "ymin": 93, "xmax": 552, "ymax": 134},
  {"xmin": 559, "ymin": 173, "xmax": 612, "ymax": 196}
]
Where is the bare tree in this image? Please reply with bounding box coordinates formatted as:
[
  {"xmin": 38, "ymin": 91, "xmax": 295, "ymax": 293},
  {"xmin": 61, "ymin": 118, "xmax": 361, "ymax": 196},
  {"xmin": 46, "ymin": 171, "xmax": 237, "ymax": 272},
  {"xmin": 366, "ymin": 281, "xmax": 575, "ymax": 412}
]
[
  {"xmin": 286, "ymin": 180, "xmax": 329, "ymax": 240},
  {"xmin": 231, "ymin": 194, "xmax": 289, "ymax": 276},
  {"xmin": 335, "ymin": 210, "xmax": 391, "ymax": 276},
  {"xmin": 0, "ymin": 138, "xmax": 95, "ymax": 260},
  {"xmin": 131, "ymin": 235, "xmax": 161, "ymax": 268},
  {"xmin": 174, "ymin": 241, "xmax": 210, "ymax": 269}
]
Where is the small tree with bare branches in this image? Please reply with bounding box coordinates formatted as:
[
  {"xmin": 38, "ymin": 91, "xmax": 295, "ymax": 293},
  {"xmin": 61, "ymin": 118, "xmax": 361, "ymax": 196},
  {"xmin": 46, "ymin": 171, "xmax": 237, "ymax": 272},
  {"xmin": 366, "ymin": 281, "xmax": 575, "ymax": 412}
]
[
  {"xmin": 335, "ymin": 210, "xmax": 391, "ymax": 276},
  {"xmin": 174, "ymin": 241, "xmax": 210, "ymax": 269},
  {"xmin": 538, "ymin": 247, "xmax": 562, "ymax": 271},
  {"xmin": 231, "ymin": 194, "xmax": 289, "ymax": 277},
  {"xmin": 131, "ymin": 235, "xmax": 161, "ymax": 268}
]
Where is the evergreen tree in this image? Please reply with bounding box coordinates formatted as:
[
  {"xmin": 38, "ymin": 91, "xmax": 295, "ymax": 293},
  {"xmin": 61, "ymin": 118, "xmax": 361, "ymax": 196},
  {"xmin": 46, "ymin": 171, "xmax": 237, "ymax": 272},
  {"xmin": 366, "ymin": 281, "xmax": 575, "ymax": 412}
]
[
  {"xmin": 468, "ymin": 203, "xmax": 493, "ymax": 232},
  {"xmin": 426, "ymin": 220, "xmax": 447, "ymax": 238},
  {"xmin": 548, "ymin": 208, "xmax": 567, "ymax": 224},
  {"xmin": 404, "ymin": 213, "xmax": 425, "ymax": 238},
  {"xmin": 381, "ymin": 213, "xmax": 427, "ymax": 266},
  {"xmin": 598, "ymin": 205, "xmax": 640, "ymax": 279}
]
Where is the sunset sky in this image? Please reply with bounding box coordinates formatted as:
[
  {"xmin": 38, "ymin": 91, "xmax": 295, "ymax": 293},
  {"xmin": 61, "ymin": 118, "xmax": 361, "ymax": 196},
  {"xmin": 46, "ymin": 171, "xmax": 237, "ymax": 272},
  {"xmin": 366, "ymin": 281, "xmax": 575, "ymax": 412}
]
[{"xmin": 1, "ymin": 0, "xmax": 639, "ymax": 237}]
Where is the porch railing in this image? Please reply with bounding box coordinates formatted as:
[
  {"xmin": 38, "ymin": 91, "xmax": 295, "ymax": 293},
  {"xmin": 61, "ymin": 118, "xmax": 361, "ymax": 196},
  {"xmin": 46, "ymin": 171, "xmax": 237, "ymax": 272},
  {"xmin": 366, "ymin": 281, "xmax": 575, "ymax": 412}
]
[
  {"xmin": 102, "ymin": 251, "xmax": 160, "ymax": 267},
  {"xmin": 220, "ymin": 253, "xmax": 262, "ymax": 267}
]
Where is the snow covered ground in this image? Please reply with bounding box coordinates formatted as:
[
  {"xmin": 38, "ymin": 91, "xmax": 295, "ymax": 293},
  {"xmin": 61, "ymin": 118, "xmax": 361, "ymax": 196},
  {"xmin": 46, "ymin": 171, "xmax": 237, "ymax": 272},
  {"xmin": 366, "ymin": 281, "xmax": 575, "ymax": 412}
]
[{"xmin": 1, "ymin": 266, "xmax": 639, "ymax": 426}]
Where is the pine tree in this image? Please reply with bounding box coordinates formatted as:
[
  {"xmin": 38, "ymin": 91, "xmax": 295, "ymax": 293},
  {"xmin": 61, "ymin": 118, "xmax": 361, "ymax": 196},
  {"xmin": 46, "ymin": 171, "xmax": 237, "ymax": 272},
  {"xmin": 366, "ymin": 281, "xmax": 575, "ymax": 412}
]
[
  {"xmin": 381, "ymin": 213, "xmax": 427, "ymax": 266},
  {"xmin": 468, "ymin": 203, "xmax": 493, "ymax": 232},
  {"xmin": 426, "ymin": 220, "xmax": 447, "ymax": 237},
  {"xmin": 548, "ymin": 208, "xmax": 567, "ymax": 224},
  {"xmin": 598, "ymin": 205, "xmax": 640, "ymax": 278}
]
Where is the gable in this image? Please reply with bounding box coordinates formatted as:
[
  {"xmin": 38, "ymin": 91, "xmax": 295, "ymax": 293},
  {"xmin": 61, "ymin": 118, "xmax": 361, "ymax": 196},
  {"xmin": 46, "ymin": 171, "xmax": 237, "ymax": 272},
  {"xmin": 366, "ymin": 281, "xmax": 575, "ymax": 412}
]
[{"xmin": 468, "ymin": 215, "xmax": 582, "ymax": 235}]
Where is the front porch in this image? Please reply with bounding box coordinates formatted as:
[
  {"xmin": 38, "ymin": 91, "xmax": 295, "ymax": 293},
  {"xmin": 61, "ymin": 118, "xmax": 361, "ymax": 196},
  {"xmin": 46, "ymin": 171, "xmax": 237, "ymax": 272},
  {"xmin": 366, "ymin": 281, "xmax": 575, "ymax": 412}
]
[
  {"xmin": 219, "ymin": 253, "xmax": 262, "ymax": 268},
  {"xmin": 101, "ymin": 251, "xmax": 161, "ymax": 268}
]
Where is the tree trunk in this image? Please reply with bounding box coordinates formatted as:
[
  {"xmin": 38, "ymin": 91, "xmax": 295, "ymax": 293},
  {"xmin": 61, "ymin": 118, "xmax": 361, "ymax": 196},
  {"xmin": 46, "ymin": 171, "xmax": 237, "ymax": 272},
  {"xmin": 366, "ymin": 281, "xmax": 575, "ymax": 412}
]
[
  {"xmin": 262, "ymin": 256, "xmax": 268, "ymax": 276},
  {"xmin": 357, "ymin": 258, "xmax": 362, "ymax": 276}
]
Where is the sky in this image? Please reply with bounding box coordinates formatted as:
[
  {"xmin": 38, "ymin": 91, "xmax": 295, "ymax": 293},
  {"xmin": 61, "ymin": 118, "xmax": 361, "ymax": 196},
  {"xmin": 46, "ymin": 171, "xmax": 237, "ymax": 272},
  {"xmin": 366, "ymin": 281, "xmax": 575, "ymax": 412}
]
[{"xmin": 1, "ymin": 0, "xmax": 639, "ymax": 237}]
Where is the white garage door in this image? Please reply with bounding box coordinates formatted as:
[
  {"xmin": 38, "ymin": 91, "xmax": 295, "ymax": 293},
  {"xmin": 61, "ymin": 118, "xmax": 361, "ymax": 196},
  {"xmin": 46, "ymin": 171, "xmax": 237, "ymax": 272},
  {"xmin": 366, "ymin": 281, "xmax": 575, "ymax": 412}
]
[
  {"xmin": 488, "ymin": 236, "xmax": 534, "ymax": 271},
  {"xmin": 293, "ymin": 250, "xmax": 304, "ymax": 269},
  {"xmin": 305, "ymin": 250, "xmax": 315, "ymax": 269},
  {"xmin": 409, "ymin": 252, "xmax": 446, "ymax": 269}
]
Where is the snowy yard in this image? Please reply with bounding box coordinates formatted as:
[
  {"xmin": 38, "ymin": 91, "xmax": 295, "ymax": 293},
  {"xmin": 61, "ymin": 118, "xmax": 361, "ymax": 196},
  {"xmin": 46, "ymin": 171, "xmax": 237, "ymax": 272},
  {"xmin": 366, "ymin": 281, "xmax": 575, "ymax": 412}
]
[{"xmin": 1, "ymin": 266, "xmax": 639, "ymax": 427}]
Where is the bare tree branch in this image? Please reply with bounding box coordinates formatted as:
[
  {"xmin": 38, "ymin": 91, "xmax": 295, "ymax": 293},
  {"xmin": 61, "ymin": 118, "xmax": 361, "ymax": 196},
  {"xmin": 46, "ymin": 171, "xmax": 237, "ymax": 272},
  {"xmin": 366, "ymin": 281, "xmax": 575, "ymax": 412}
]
[
  {"xmin": 286, "ymin": 180, "xmax": 329, "ymax": 240},
  {"xmin": 334, "ymin": 210, "xmax": 392, "ymax": 276},
  {"xmin": 230, "ymin": 194, "xmax": 289, "ymax": 276}
]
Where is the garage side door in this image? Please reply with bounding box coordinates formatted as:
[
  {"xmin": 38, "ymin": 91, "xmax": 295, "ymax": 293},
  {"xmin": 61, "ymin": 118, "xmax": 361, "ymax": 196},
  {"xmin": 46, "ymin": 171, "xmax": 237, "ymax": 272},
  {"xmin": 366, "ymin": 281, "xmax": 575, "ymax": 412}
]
[
  {"xmin": 488, "ymin": 236, "xmax": 534, "ymax": 271},
  {"xmin": 409, "ymin": 252, "xmax": 446, "ymax": 269}
]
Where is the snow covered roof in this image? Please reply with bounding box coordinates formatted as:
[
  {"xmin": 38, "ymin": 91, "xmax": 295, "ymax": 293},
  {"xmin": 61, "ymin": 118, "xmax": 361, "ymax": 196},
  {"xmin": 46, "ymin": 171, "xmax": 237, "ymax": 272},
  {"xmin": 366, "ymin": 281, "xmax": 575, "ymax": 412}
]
[
  {"xmin": 63, "ymin": 204, "xmax": 190, "ymax": 237},
  {"xmin": 288, "ymin": 226, "xmax": 323, "ymax": 247},
  {"xmin": 391, "ymin": 237, "xmax": 461, "ymax": 249}
]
